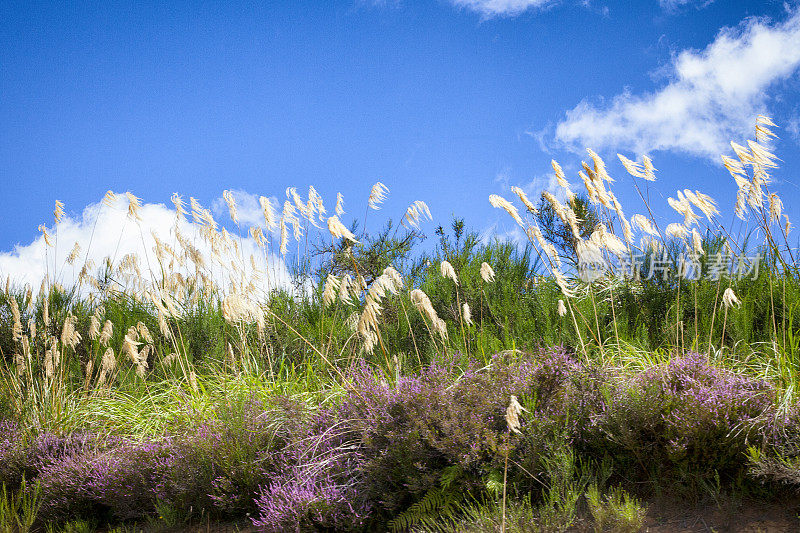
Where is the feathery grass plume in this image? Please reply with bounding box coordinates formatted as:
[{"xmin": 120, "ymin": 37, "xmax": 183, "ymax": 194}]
[
  {"xmin": 282, "ymin": 200, "xmax": 304, "ymax": 241},
  {"xmin": 722, "ymin": 287, "xmax": 741, "ymax": 309},
  {"xmin": 784, "ymin": 214, "xmax": 792, "ymax": 235},
  {"xmin": 755, "ymin": 114, "xmax": 779, "ymax": 143},
  {"xmin": 368, "ymin": 182, "xmax": 389, "ymax": 210},
  {"xmin": 338, "ymin": 274, "xmax": 353, "ymax": 305},
  {"xmin": 308, "ymin": 185, "xmax": 326, "ymax": 218},
  {"xmin": 66, "ymin": 241, "xmax": 81, "ymax": 265},
  {"xmin": 665, "ymin": 223, "xmax": 689, "ymax": 240},
  {"xmin": 587, "ymin": 149, "xmax": 612, "ymax": 182},
  {"xmin": 27, "ymin": 318, "xmax": 36, "ymax": 340},
  {"xmin": 691, "ymin": 229, "xmax": 704, "ymax": 255},
  {"xmin": 102, "ymin": 190, "xmax": 117, "ymax": 208},
  {"xmin": 20, "ymin": 334, "xmax": 30, "ymax": 363},
  {"xmin": 641, "ymin": 235, "xmax": 662, "ymax": 255},
  {"xmin": 221, "ymin": 292, "xmax": 267, "ymax": 334},
  {"xmin": 357, "ymin": 297, "xmax": 382, "ymax": 352},
  {"xmin": 161, "ymin": 352, "xmax": 179, "ymax": 367},
  {"xmin": 463, "ymin": 302, "xmax": 473, "ymax": 326},
  {"xmin": 593, "ymin": 223, "xmax": 628, "ymax": 257},
  {"xmin": 602, "ymin": 231, "xmax": 629, "ymax": 258},
  {"xmin": 630, "ymin": 213, "xmax": 659, "ymax": 236},
  {"xmin": 402, "ymin": 200, "xmax": 433, "ymax": 229},
  {"xmin": 505, "ymin": 395, "xmax": 526, "ymax": 434},
  {"xmin": 576, "ymin": 238, "xmax": 604, "ymax": 267},
  {"xmin": 769, "ymin": 193, "xmax": 783, "ymax": 223},
  {"xmin": 157, "ymin": 309, "xmax": 171, "ymax": 340},
  {"xmin": 125, "ymin": 192, "xmax": 142, "ymax": 221},
  {"xmin": 334, "ymin": 192, "xmax": 345, "ymax": 216},
  {"xmin": 562, "ymin": 207, "xmax": 582, "ymax": 240},
  {"xmin": 286, "ymin": 187, "xmax": 307, "ymax": 220},
  {"xmin": 434, "ymin": 317, "xmax": 448, "ymax": 339},
  {"xmin": 61, "ymin": 315, "xmax": 81, "ymax": 350},
  {"xmin": 137, "ymin": 322, "xmax": 154, "ymax": 344},
  {"xmin": 542, "ymin": 191, "xmax": 568, "ymax": 223},
  {"xmin": 511, "ymin": 186, "xmax": 537, "ymax": 214},
  {"xmin": 440, "ymin": 260, "xmax": 459, "ymax": 285},
  {"xmin": 279, "ymin": 218, "xmax": 288, "ymax": 256},
  {"xmin": 171, "ymin": 193, "xmax": 186, "ymax": 221},
  {"xmin": 668, "ymin": 192, "xmax": 700, "ymax": 227},
  {"xmin": 553, "ymin": 269, "xmax": 575, "ymax": 298},
  {"xmin": 9, "ymin": 298, "xmax": 22, "ymax": 342},
  {"xmin": 551, "ymin": 159, "xmax": 569, "ymax": 189},
  {"xmin": 747, "ymin": 140, "xmax": 779, "ymax": 169},
  {"xmin": 557, "ymin": 299, "xmax": 567, "ymax": 317},
  {"xmin": 642, "ymin": 155, "xmax": 657, "ymax": 181},
  {"xmin": 41, "ymin": 291, "xmax": 49, "ymax": 327},
  {"xmin": 480, "ymin": 262, "xmax": 495, "ymax": 283},
  {"xmin": 383, "ymin": 265, "xmax": 404, "ymax": 293},
  {"xmin": 489, "ymin": 194, "xmax": 524, "ymax": 227},
  {"xmin": 303, "ymin": 193, "xmax": 322, "ymax": 229},
  {"xmin": 13, "ymin": 352, "xmax": 24, "ymax": 377},
  {"xmin": 735, "ymin": 190, "xmax": 748, "ymax": 220},
  {"xmin": 410, "ymin": 288, "xmax": 440, "ymax": 325},
  {"xmin": 730, "ymin": 141, "xmax": 755, "ymax": 167},
  {"xmin": 527, "ymin": 225, "xmax": 559, "ymax": 264},
  {"xmin": 38, "ymin": 224, "xmax": 53, "ymax": 247},
  {"xmin": 323, "ymin": 274, "xmax": 340, "ymax": 307},
  {"xmin": 748, "ymin": 168, "xmax": 767, "ymax": 209},
  {"xmin": 89, "ymin": 314, "xmax": 101, "ymax": 341},
  {"xmin": 222, "ymin": 190, "xmax": 238, "ymax": 224},
  {"xmin": 249, "ymin": 226, "xmax": 266, "ymax": 248},
  {"xmin": 584, "ymin": 162, "xmax": 613, "ymax": 208},
  {"xmin": 580, "ymin": 170, "xmax": 599, "ymax": 204},
  {"xmin": 620, "ymin": 217, "xmax": 634, "ymax": 245},
  {"xmin": 43, "ymin": 349, "xmax": 54, "ymax": 379},
  {"xmin": 617, "ymin": 154, "xmax": 646, "ymax": 178},
  {"xmin": 608, "ymin": 190, "xmax": 624, "ymax": 216},
  {"xmin": 344, "ymin": 311, "xmax": 359, "ymax": 334},
  {"xmin": 101, "ymin": 346, "xmax": 117, "ymax": 374},
  {"xmin": 721, "ymin": 155, "xmax": 748, "ymax": 186},
  {"xmin": 53, "ymin": 200, "xmax": 65, "ymax": 224},
  {"xmin": 327, "ymin": 215, "xmax": 358, "ymax": 242},
  {"xmin": 683, "ymin": 190, "xmax": 719, "ymax": 220},
  {"xmin": 254, "ymin": 196, "xmax": 275, "ymax": 232}
]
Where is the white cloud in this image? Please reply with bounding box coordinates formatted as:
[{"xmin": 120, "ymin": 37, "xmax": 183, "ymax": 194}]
[
  {"xmin": 0, "ymin": 193, "xmax": 292, "ymax": 296},
  {"xmin": 212, "ymin": 189, "xmax": 279, "ymax": 230},
  {"xmin": 449, "ymin": 0, "xmax": 556, "ymax": 17},
  {"xmin": 787, "ymin": 113, "xmax": 800, "ymax": 145},
  {"xmin": 659, "ymin": 0, "xmax": 715, "ymax": 12},
  {"xmin": 554, "ymin": 8, "xmax": 800, "ymax": 159},
  {"xmin": 479, "ymin": 222, "xmax": 528, "ymax": 246}
]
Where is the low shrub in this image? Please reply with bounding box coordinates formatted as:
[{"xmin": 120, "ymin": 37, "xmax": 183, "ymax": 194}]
[{"xmin": 582, "ymin": 352, "xmax": 774, "ymax": 496}]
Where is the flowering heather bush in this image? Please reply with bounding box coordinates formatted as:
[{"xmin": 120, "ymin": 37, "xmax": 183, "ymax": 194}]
[
  {"xmin": 251, "ymin": 395, "xmax": 370, "ymax": 532},
  {"xmin": 1, "ymin": 351, "xmax": 791, "ymax": 530},
  {"xmin": 15, "ymin": 397, "xmax": 288, "ymax": 525},
  {"xmin": 583, "ymin": 352, "xmax": 774, "ymax": 494},
  {"xmin": 746, "ymin": 405, "xmax": 800, "ymax": 487},
  {"xmin": 248, "ymin": 348, "xmax": 597, "ymax": 530},
  {"xmin": 253, "ymin": 457, "xmax": 369, "ymax": 532},
  {"xmin": 0, "ymin": 420, "xmax": 95, "ymax": 494}
]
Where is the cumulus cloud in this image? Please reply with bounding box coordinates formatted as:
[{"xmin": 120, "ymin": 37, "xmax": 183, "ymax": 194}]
[
  {"xmin": 554, "ymin": 8, "xmax": 800, "ymax": 159},
  {"xmin": 212, "ymin": 189, "xmax": 279, "ymax": 230},
  {"xmin": 0, "ymin": 193, "xmax": 292, "ymax": 296},
  {"xmin": 449, "ymin": 0, "xmax": 556, "ymax": 17}
]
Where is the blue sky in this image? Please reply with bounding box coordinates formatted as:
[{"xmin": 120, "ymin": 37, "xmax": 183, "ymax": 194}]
[{"xmin": 2, "ymin": 0, "xmax": 800, "ymax": 282}]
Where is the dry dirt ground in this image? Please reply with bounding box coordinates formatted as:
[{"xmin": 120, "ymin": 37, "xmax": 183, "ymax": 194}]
[
  {"xmin": 98, "ymin": 498, "xmax": 800, "ymax": 532},
  {"xmin": 641, "ymin": 497, "xmax": 800, "ymax": 532}
]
